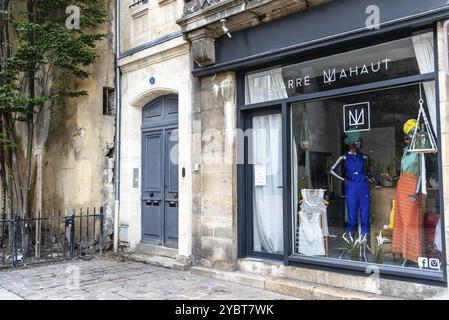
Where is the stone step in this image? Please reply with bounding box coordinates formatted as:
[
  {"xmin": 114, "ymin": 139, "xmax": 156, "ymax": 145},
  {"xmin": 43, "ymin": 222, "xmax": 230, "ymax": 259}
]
[
  {"xmin": 191, "ymin": 266, "xmax": 399, "ymax": 300},
  {"xmin": 128, "ymin": 253, "xmax": 188, "ymax": 271},
  {"xmin": 135, "ymin": 243, "xmax": 178, "ymax": 259}
]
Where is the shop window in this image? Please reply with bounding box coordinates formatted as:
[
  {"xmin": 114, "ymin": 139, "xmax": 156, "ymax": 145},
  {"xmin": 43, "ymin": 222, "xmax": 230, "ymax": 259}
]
[
  {"xmin": 243, "ymin": 30, "xmax": 445, "ymax": 278},
  {"xmin": 291, "ymin": 83, "xmax": 443, "ymax": 273}
]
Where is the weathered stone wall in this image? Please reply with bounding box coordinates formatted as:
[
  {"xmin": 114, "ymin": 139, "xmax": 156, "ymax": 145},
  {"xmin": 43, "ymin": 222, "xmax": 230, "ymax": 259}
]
[
  {"xmin": 42, "ymin": 0, "xmax": 116, "ymax": 239},
  {"xmin": 192, "ymin": 71, "xmax": 238, "ymax": 270}
]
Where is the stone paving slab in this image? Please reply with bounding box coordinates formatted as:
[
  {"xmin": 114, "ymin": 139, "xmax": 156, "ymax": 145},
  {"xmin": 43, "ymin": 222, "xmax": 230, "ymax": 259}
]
[
  {"xmin": 0, "ymin": 258, "xmax": 297, "ymax": 300},
  {"xmin": 0, "ymin": 288, "xmax": 24, "ymax": 300}
]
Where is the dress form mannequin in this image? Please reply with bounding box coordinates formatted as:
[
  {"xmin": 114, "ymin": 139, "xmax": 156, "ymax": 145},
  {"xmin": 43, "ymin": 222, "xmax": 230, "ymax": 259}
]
[
  {"xmin": 298, "ymin": 191, "xmax": 330, "ymax": 206},
  {"xmin": 297, "ymin": 189, "xmax": 329, "ymax": 256},
  {"xmin": 393, "ymin": 119, "xmax": 423, "ymax": 267}
]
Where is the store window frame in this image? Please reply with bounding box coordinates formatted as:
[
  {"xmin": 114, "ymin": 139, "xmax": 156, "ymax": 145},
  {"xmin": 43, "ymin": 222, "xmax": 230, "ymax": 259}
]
[{"xmin": 237, "ymin": 25, "xmax": 447, "ymax": 284}]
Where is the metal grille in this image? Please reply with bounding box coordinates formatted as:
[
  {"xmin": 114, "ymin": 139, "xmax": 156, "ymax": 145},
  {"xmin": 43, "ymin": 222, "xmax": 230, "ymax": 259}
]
[
  {"xmin": 129, "ymin": 0, "xmax": 148, "ymax": 9},
  {"xmin": 0, "ymin": 207, "xmax": 104, "ymax": 268}
]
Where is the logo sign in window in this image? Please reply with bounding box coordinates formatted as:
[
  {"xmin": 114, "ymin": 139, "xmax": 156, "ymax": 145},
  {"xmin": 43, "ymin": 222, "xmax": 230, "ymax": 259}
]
[{"xmin": 344, "ymin": 102, "xmax": 371, "ymax": 133}]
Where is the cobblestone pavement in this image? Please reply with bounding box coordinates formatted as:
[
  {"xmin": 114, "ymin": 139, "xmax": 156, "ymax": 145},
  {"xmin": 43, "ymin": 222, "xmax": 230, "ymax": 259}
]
[{"xmin": 0, "ymin": 258, "xmax": 297, "ymax": 300}]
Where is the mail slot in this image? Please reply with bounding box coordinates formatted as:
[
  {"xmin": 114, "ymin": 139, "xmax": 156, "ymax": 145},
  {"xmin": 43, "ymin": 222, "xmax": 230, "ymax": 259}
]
[
  {"xmin": 167, "ymin": 201, "xmax": 178, "ymax": 208},
  {"xmin": 146, "ymin": 200, "xmax": 160, "ymax": 206}
]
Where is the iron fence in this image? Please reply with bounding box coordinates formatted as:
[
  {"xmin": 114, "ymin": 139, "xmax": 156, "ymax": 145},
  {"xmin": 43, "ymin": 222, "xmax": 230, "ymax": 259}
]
[{"xmin": 0, "ymin": 207, "xmax": 104, "ymax": 268}]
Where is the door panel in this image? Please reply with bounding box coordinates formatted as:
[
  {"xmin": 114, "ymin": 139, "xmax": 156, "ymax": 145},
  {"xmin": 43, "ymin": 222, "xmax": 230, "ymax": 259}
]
[
  {"xmin": 164, "ymin": 129, "xmax": 179, "ymax": 245},
  {"xmin": 142, "ymin": 131, "xmax": 164, "ymax": 243},
  {"xmin": 144, "ymin": 134, "xmax": 162, "ymax": 192},
  {"xmin": 166, "ymin": 95, "xmax": 179, "ymax": 116},
  {"xmin": 251, "ymin": 112, "xmax": 284, "ymax": 255},
  {"xmin": 165, "ymin": 129, "xmax": 179, "ymax": 194},
  {"xmin": 142, "ymin": 199, "xmax": 162, "ymax": 242},
  {"xmin": 165, "ymin": 204, "xmax": 179, "ymax": 246}
]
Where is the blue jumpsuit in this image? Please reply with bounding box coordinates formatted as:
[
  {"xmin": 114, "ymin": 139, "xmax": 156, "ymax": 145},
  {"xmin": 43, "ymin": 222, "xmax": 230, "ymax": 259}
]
[{"xmin": 344, "ymin": 152, "xmax": 370, "ymax": 236}]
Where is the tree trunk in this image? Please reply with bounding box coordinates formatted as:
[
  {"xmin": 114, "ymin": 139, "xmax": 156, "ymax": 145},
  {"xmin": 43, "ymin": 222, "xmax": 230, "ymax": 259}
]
[
  {"xmin": 0, "ymin": 0, "xmax": 13, "ymax": 216},
  {"xmin": 5, "ymin": 116, "xmax": 23, "ymax": 212},
  {"xmin": 0, "ymin": 157, "xmax": 5, "ymax": 254},
  {"xmin": 21, "ymin": 0, "xmax": 36, "ymax": 257},
  {"xmin": 0, "ymin": 121, "xmax": 7, "ymax": 219},
  {"xmin": 34, "ymin": 147, "xmax": 42, "ymax": 257}
]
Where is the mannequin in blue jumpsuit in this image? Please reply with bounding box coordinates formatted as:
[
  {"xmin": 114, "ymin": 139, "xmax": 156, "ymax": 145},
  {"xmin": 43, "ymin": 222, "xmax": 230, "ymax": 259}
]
[
  {"xmin": 330, "ymin": 130, "xmax": 374, "ymax": 237},
  {"xmin": 344, "ymin": 152, "xmax": 370, "ymax": 236}
]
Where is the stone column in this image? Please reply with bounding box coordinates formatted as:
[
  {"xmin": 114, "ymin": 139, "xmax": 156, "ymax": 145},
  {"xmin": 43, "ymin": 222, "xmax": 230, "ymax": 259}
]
[{"xmin": 192, "ymin": 71, "xmax": 238, "ymax": 270}]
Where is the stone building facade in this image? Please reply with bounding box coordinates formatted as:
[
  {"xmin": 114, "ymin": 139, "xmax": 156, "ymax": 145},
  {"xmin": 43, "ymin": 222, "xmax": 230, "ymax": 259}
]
[
  {"xmin": 118, "ymin": 0, "xmax": 449, "ymax": 298},
  {"xmin": 117, "ymin": 0, "xmax": 194, "ymax": 262}
]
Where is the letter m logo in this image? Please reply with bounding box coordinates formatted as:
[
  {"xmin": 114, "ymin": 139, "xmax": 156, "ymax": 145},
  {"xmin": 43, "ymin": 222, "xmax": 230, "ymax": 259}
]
[
  {"xmin": 344, "ymin": 102, "xmax": 370, "ymax": 133},
  {"xmin": 349, "ymin": 109, "xmax": 364, "ymax": 126},
  {"xmin": 323, "ymin": 69, "xmax": 336, "ymax": 84}
]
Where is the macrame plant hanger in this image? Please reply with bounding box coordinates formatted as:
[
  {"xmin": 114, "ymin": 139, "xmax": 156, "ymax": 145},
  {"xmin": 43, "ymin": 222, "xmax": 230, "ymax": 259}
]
[
  {"xmin": 409, "ymin": 83, "xmax": 438, "ymax": 154},
  {"xmin": 301, "ymin": 108, "xmax": 313, "ymax": 187},
  {"xmin": 300, "ymin": 108, "xmax": 312, "ymax": 150}
]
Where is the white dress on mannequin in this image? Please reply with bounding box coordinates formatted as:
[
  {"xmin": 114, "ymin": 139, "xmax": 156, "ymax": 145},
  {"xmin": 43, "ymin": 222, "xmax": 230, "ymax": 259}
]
[{"xmin": 297, "ymin": 189, "xmax": 327, "ymax": 256}]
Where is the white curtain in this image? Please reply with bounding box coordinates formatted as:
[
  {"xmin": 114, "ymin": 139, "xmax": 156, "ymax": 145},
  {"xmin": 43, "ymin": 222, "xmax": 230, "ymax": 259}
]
[
  {"xmin": 293, "ymin": 138, "xmax": 298, "ymax": 228},
  {"xmin": 412, "ymin": 32, "xmax": 437, "ymax": 134},
  {"xmin": 245, "ymin": 68, "xmax": 288, "ymax": 105},
  {"xmin": 252, "ymin": 114, "xmax": 284, "ymax": 254}
]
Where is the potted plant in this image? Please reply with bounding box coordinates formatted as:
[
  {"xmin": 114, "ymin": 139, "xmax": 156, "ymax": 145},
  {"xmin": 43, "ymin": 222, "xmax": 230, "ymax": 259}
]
[
  {"xmin": 338, "ymin": 233, "xmax": 368, "ymax": 261},
  {"xmin": 372, "ymin": 231, "xmax": 388, "ymax": 263}
]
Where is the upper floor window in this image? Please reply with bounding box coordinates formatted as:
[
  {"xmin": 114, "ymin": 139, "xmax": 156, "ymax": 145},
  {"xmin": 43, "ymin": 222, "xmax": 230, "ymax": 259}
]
[{"xmin": 129, "ymin": 0, "xmax": 148, "ymax": 9}]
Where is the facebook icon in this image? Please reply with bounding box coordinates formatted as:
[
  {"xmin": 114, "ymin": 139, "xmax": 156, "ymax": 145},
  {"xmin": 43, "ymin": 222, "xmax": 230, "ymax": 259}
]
[{"xmin": 418, "ymin": 257, "xmax": 429, "ymax": 269}]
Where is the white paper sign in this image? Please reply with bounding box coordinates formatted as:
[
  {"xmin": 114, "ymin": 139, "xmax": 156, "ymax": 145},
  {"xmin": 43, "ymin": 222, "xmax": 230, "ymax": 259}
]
[{"xmin": 254, "ymin": 165, "xmax": 267, "ymax": 186}]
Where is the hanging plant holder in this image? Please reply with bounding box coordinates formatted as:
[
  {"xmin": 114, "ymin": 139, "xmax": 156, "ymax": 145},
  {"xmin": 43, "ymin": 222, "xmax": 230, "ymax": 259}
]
[
  {"xmin": 300, "ymin": 108, "xmax": 312, "ymax": 150},
  {"xmin": 409, "ymin": 85, "xmax": 438, "ymax": 154}
]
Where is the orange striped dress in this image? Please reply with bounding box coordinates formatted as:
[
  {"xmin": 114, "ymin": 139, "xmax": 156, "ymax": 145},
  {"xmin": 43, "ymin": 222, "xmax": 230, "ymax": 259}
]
[{"xmin": 392, "ymin": 172, "xmax": 423, "ymax": 263}]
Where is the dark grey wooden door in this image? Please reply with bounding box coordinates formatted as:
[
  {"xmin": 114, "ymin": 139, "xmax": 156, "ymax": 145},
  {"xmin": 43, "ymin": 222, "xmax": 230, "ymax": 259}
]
[{"xmin": 141, "ymin": 95, "xmax": 178, "ymax": 247}]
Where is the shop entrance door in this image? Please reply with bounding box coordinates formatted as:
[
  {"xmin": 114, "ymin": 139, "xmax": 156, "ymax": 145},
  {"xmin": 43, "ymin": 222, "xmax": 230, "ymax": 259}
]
[
  {"xmin": 249, "ymin": 110, "xmax": 284, "ymax": 256},
  {"xmin": 141, "ymin": 95, "xmax": 179, "ymax": 247}
]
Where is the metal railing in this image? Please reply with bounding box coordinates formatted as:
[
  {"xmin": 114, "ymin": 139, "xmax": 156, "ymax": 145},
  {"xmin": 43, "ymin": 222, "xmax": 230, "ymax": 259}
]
[
  {"xmin": 129, "ymin": 0, "xmax": 148, "ymax": 9},
  {"xmin": 0, "ymin": 207, "xmax": 104, "ymax": 268}
]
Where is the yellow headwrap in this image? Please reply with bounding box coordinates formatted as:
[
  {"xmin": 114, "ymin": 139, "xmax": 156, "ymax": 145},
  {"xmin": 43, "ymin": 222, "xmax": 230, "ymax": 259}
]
[{"xmin": 403, "ymin": 119, "xmax": 417, "ymax": 135}]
